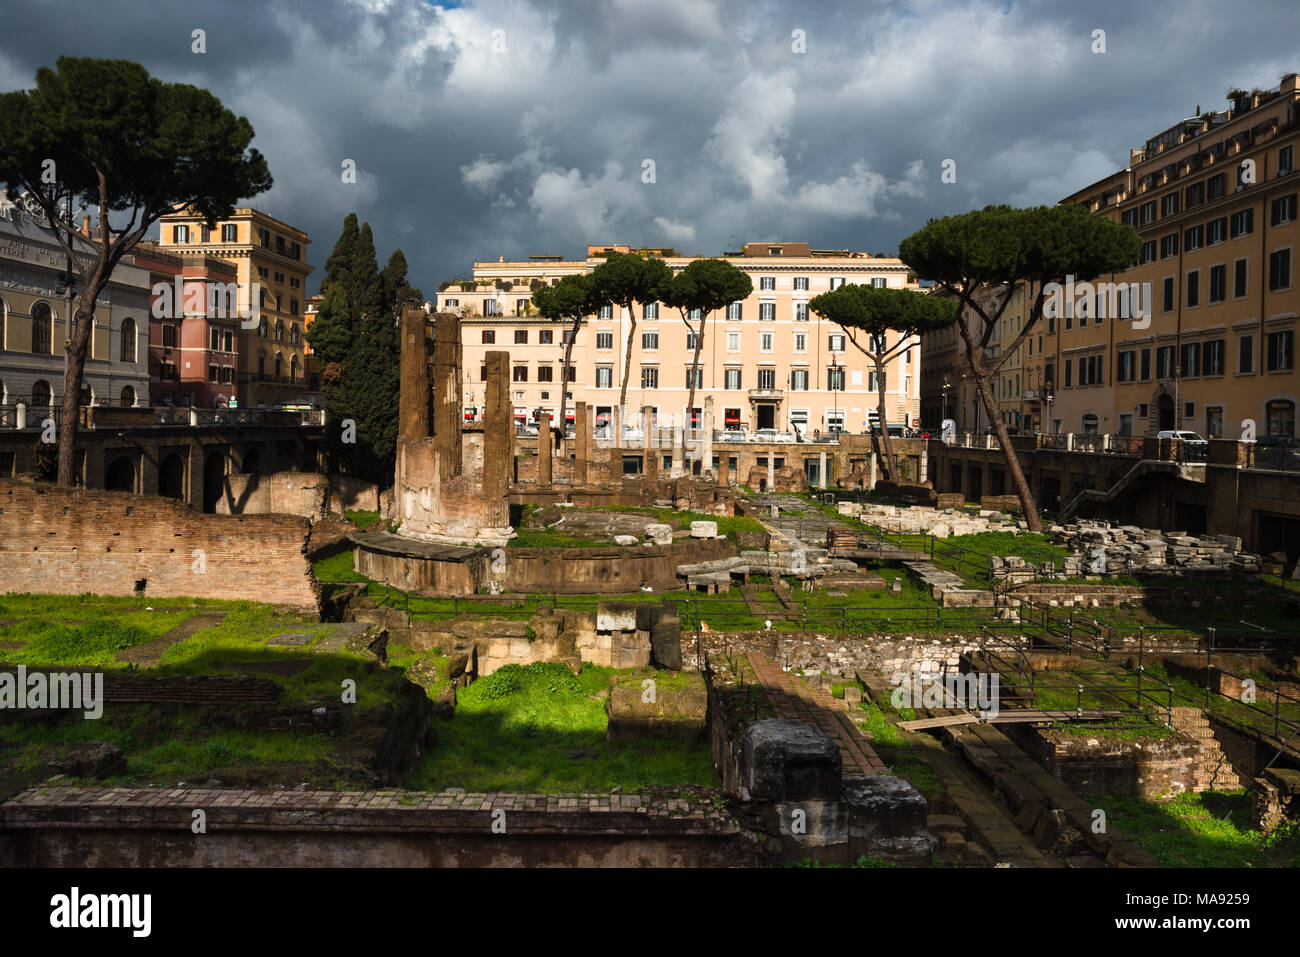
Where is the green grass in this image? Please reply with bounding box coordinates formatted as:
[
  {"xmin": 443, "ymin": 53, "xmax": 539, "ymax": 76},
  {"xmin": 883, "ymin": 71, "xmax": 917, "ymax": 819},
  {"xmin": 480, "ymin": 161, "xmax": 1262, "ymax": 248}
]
[
  {"xmin": 346, "ymin": 509, "xmax": 383, "ymax": 530},
  {"xmin": 312, "ymin": 550, "xmax": 367, "ymax": 582},
  {"xmin": 405, "ymin": 662, "xmax": 715, "ymax": 792},
  {"xmin": 1087, "ymin": 790, "xmax": 1300, "ymax": 867}
]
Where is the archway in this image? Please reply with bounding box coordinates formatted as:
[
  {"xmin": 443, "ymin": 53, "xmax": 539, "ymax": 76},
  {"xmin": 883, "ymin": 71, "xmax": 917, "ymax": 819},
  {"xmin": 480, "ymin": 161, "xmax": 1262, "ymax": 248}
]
[
  {"xmin": 120, "ymin": 385, "xmax": 136, "ymax": 408},
  {"xmin": 242, "ymin": 447, "xmax": 262, "ymax": 474},
  {"xmin": 105, "ymin": 456, "xmax": 136, "ymax": 493},
  {"xmin": 31, "ymin": 379, "xmax": 51, "ymax": 409},
  {"xmin": 202, "ymin": 450, "xmax": 227, "ymax": 513},
  {"xmin": 1157, "ymin": 394, "xmax": 1175, "ymax": 431},
  {"xmin": 159, "ymin": 453, "xmax": 185, "ymax": 500}
]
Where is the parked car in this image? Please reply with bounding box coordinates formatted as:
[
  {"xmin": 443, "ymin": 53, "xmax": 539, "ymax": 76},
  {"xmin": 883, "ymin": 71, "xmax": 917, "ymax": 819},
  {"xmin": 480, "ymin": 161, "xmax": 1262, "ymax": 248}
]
[
  {"xmin": 1255, "ymin": 434, "xmax": 1299, "ymax": 450},
  {"xmin": 753, "ymin": 428, "xmax": 780, "ymax": 442},
  {"xmin": 1157, "ymin": 429, "xmax": 1208, "ymax": 446}
]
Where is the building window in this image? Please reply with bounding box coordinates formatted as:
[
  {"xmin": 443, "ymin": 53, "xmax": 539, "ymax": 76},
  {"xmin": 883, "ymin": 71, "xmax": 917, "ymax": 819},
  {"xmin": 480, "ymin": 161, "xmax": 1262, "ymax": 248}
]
[
  {"xmin": 1234, "ymin": 258, "xmax": 1249, "ymax": 298},
  {"xmin": 827, "ymin": 366, "xmax": 845, "ymax": 391},
  {"xmin": 210, "ymin": 327, "xmax": 221, "ymax": 351},
  {"xmin": 793, "ymin": 276, "xmax": 808, "ymax": 291},
  {"xmin": 1181, "ymin": 341, "xmax": 1201, "ymax": 377},
  {"xmin": 1207, "ymin": 217, "xmax": 1227, "ymax": 245},
  {"xmin": 173, "ymin": 225, "xmax": 189, "ymax": 243},
  {"xmin": 1185, "ymin": 181, "xmax": 1204, "ymax": 208},
  {"xmin": 760, "ymin": 332, "xmax": 774, "ymax": 351},
  {"xmin": 641, "ymin": 366, "xmax": 658, "ymax": 389},
  {"xmin": 828, "ymin": 333, "xmax": 845, "ymax": 352},
  {"xmin": 1140, "ymin": 347, "xmax": 1151, "ymax": 380},
  {"xmin": 727, "ymin": 331, "xmax": 741, "ymax": 351},
  {"xmin": 1184, "ymin": 224, "xmax": 1204, "ymax": 252},
  {"xmin": 642, "ymin": 331, "xmax": 658, "ymax": 350},
  {"xmin": 1230, "ymin": 208, "xmax": 1254, "ymax": 238},
  {"xmin": 1140, "ymin": 240, "xmax": 1156, "ymax": 264},
  {"xmin": 1204, "ymin": 339, "xmax": 1225, "ymax": 376},
  {"xmin": 829, "ymin": 277, "xmax": 845, "ymax": 289},
  {"xmin": 1270, "ymin": 248, "xmax": 1292, "ymax": 291},
  {"xmin": 482, "ymin": 329, "xmax": 496, "ymax": 344},
  {"xmin": 512, "ymin": 366, "xmax": 529, "ymax": 382},
  {"xmin": 1162, "ymin": 276, "xmax": 1175, "ymax": 312},
  {"xmin": 1267, "ymin": 329, "xmax": 1294, "ymax": 372},
  {"xmin": 760, "ymin": 277, "xmax": 775, "ymax": 291},
  {"xmin": 724, "ymin": 368, "xmax": 742, "ymax": 390},
  {"xmin": 1271, "ymin": 193, "xmax": 1297, "ymax": 226},
  {"xmin": 872, "ymin": 277, "xmax": 887, "ymax": 289},
  {"xmin": 1160, "ymin": 234, "xmax": 1178, "ymax": 259},
  {"xmin": 1157, "ymin": 345, "xmax": 1174, "ymax": 378},
  {"xmin": 1238, "ymin": 335, "xmax": 1254, "ymax": 373},
  {"xmin": 793, "ymin": 301, "xmax": 809, "ymax": 321},
  {"xmin": 1207, "ymin": 172, "xmax": 1226, "ymax": 200},
  {"xmin": 596, "ymin": 331, "xmax": 613, "ymax": 349},
  {"xmin": 685, "ymin": 367, "xmax": 703, "ymax": 388},
  {"xmin": 1117, "ymin": 350, "xmax": 1136, "ymax": 382},
  {"xmin": 484, "ymin": 300, "xmax": 500, "ymax": 316},
  {"xmin": 516, "ymin": 299, "xmax": 530, "ymax": 316},
  {"xmin": 686, "ymin": 333, "xmax": 701, "ymax": 350},
  {"xmin": 1280, "ymin": 145, "xmax": 1295, "ymax": 176},
  {"xmin": 727, "ymin": 301, "xmax": 742, "ymax": 320},
  {"xmin": 1209, "ymin": 264, "xmax": 1226, "ymax": 303},
  {"xmin": 598, "ymin": 304, "xmax": 613, "ymax": 320},
  {"xmin": 514, "ymin": 329, "xmax": 528, "ymax": 344},
  {"xmin": 790, "ymin": 368, "xmax": 809, "ymax": 391},
  {"xmin": 539, "ymin": 329, "xmax": 553, "ymax": 344},
  {"xmin": 757, "ymin": 368, "xmax": 776, "ymax": 390},
  {"xmin": 794, "ymin": 332, "xmax": 807, "ymax": 352},
  {"xmin": 759, "ymin": 302, "xmax": 775, "ymax": 321},
  {"xmin": 644, "ymin": 302, "xmax": 658, "ymax": 320},
  {"xmin": 1140, "ymin": 201, "xmax": 1157, "ymax": 224},
  {"xmin": 162, "ymin": 323, "xmax": 178, "ymax": 348},
  {"xmin": 1186, "ymin": 270, "xmax": 1199, "ymax": 307},
  {"xmin": 595, "ymin": 367, "xmax": 612, "ymax": 388},
  {"xmin": 537, "ymin": 366, "xmax": 553, "ymax": 382},
  {"xmin": 689, "ymin": 308, "xmax": 702, "ymax": 321}
]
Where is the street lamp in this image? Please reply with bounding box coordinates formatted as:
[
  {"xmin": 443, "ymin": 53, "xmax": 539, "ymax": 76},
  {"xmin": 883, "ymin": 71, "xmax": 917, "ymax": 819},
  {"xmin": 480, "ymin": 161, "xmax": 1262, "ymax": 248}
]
[{"xmin": 940, "ymin": 375, "xmax": 952, "ymax": 427}]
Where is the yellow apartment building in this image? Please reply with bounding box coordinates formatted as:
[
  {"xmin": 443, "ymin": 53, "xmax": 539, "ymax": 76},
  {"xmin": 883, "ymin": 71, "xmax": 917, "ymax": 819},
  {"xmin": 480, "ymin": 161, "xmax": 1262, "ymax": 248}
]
[
  {"xmin": 434, "ymin": 242, "xmax": 924, "ymax": 437},
  {"xmin": 1059, "ymin": 73, "xmax": 1299, "ymax": 440},
  {"xmin": 158, "ymin": 207, "xmax": 314, "ymax": 408}
]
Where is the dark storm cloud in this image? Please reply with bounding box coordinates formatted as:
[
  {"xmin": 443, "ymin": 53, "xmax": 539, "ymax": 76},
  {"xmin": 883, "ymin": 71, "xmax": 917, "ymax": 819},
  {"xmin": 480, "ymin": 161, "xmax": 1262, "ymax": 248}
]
[{"xmin": 2, "ymin": 0, "xmax": 1298, "ymax": 289}]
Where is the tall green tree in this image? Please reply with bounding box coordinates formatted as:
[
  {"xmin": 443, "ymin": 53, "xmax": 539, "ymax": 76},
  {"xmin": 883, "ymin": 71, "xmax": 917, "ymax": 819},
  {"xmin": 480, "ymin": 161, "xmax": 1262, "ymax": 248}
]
[
  {"xmin": 306, "ymin": 215, "xmax": 418, "ymax": 485},
  {"xmin": 588, "ymin": 252, "xmax": 673, "ymax": 430},
  {"xmin": 531, "ymin": 273, "xmax": 597, "ymax": 449},
  {"xmin": 0, "ymin": 57, "xmax": 272, "ymax": 485},
  {"xmin": 899, "ymin": 204, "xmax": 1140, "ymax": 529},
  {"xmin": 662, "ymin": 259, "xmax": 752, "ymax": 467},
  {"xmin": 809, "ymin": 285, "xmax": 957, "ymax": 481}
]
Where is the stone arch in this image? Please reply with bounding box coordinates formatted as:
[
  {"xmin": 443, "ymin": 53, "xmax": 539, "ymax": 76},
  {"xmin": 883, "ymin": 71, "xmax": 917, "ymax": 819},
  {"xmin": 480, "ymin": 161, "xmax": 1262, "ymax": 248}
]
[
  {"xmin": 120, "ymin": 316, "xmax": 137, "ymax": 362},
  {"xmin": 159, "ymin": 452, "xmax": 186, "ymax": 500},
  {"xmin": 202, "ymin": 449, "xmax": 227, "ymax": 513},
  {"xmin": 105, "ymin": 455, "xmax": 136, "ymax": 493},
  {"xmin": 120, "ymin": 385, "xmax": 136, "ymax": 407},
  {"xmin": 31, "ymin": 379, "xmax": 52, "ymax": 408}
]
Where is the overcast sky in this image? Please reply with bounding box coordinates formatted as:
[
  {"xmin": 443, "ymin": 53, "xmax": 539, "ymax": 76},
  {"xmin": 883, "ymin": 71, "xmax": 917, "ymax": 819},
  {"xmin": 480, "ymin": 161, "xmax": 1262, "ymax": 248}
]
[{"xmin": 3, "ymin": 0, "xmax": 1298, "ymax": 292}]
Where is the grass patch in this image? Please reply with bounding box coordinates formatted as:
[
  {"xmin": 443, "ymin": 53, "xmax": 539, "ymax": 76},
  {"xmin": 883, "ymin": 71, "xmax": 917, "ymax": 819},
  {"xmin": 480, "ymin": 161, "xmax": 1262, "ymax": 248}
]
[
  {"xmin": 1087, "ymin": 790, "xmax": 1300, "ymax": 867},
  {"xmin": 405, "ymin": 662, "xmax": 715, "ymax": 792}
]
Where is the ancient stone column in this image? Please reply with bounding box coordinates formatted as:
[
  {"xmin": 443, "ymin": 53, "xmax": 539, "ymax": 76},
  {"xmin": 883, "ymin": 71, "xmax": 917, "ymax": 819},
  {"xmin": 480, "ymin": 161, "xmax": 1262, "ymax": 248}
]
[
  {"xmin": 399, "ymin": 306, "xmax": 430, "ymax": 444},
  {"xmin": 538, "ymin": 411, "xmax": 552, "ymax": 486},
  {"xmin": 671, "ymin": 411, "xmax": 684, "ymax": 476},
  {"xmin": 767, "ymin": 453, "xmax": 775, "ymax": 491},
  {"xmin": 868, "ymin": 451, "xmax": 878, "ymax": 489},
  {"xmin": 819, "ymin": 450, "xmax": 828, "ymax": 489},
  {"xmin": 610, "ymin": 406, "xmax": 622, "ymax": 479},
  {"xmin": 482, "ymin": 350, "xmax": 511, "ymax": 530},
  {"xmin": 432, "ymin": 312, "xmax": 463, "ymax": 482},
  {"xmin": 702, "ymin": 397, "xmax": 715, "ymax": 475},
  {"xmin": 574, "ymin": 402, "xmax": 589, "ymax": 485},
  {"xmin": 643, "ymin": 405, "xmax": 658, "ymax": 481}
]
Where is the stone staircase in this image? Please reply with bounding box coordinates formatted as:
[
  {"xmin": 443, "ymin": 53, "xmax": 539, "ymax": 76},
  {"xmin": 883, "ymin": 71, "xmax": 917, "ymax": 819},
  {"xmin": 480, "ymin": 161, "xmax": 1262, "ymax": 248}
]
[{"xmin": 1170, "ymin": 706, "xmax": 1242, "ymax": 791}]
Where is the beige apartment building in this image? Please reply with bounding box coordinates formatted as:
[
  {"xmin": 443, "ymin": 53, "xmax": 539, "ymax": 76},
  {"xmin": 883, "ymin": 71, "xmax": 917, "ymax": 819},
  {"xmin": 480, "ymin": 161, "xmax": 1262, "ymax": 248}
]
[
  {"xmin": 158, "ymin": 208, "xmax": 313, "ymax": 408},
  {"xmin": 434, "ymin": 243, "xmax": 923, "ymax": 437},
  {"xmin": 1056, "ymin": 73, "xmax": 1300, "ymax": 440}
]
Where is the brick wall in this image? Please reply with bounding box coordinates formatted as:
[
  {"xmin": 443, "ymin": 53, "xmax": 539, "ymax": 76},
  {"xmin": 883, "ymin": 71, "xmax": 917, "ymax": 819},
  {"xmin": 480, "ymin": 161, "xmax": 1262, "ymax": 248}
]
[{"xmin": 0, "ymin": 479, "xmax": 320, "ymax": 612}]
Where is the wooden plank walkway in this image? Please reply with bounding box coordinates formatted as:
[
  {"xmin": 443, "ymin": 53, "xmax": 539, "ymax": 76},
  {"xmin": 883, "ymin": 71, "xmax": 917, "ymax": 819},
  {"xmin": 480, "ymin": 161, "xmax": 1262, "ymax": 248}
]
[{"xmin": 746, "ymin": 653, "xmax": 887, "ymax": 776}]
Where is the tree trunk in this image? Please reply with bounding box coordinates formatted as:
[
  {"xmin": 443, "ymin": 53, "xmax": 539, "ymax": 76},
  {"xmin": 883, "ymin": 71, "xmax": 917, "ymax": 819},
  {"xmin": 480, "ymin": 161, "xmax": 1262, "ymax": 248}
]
[
  {"xmin": 56, "ymin": 289, "xmax": 99, "ymax": 487},
  {"xmin": 683, "ymin": 319, "xmax": 705, "ymax": 467},
  {"xmin": 956, "ymin": 320, "xmax": 1042, "ymax": 531},
  {"xmin": 617, "ymin": 305, "xmax": 637, "ymax": 438},
  {"xmin": 874, "ymin": 359, "xmax": 901, "ymax": 481},
  {"xmin": 555, "ymin": 318, "xmax": 580, "ymax": 452}
]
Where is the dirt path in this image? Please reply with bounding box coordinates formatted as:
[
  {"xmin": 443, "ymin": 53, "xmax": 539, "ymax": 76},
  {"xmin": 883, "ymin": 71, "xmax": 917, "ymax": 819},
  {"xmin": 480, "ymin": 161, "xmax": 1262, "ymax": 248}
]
[{"xmin": 117, "ymin": 613, "xmax": 228, "ymax": 666}]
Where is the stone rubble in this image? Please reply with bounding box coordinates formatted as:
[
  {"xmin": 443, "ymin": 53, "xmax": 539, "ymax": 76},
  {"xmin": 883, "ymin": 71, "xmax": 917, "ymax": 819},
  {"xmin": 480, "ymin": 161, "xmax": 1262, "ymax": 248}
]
[{"xmin": 836, "ymin": 501, "xmax": 1019, "ymax": 538}]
